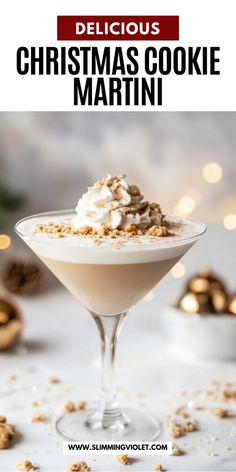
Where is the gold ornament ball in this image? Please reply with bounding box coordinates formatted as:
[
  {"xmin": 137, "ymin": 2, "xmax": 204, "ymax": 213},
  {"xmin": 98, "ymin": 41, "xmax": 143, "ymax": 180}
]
[
  {"xmin": 179, "ymin": 268, "xmax": 228, "ymax": 314},
  {"xmin": 178, "ymin": 292, "xmax": 200, "ymax": 314},
  {"xmin": 179, "ymin": 291, "xmax": 215, "ymax": 314},
  {"xmin": 227, "ymin": 294, "xmax": 236, "ymax": 315},
  {"xmin": 187, "ymin": 268, "xmax": 227, "ymax": 295},
  {"xmin": 0, "ymin": 297, "xmax": 23, "ymax": 350},
  {"xmin": 212, "ymin": 289, "xmax": 227, "ymax": 313}
]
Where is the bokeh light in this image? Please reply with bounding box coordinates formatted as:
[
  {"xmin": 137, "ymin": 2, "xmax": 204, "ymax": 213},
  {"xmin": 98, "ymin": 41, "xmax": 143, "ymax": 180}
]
[
  {"xmin": 179, "ymin": 293, "xmax": 199, "ymax": 313},
  {"xmin": 202, "ymin": 162, "xmax": 222, "ymax": 183},
  {"xmin": 228, "ymin": 297, "xmax": 236, "ymax": 315},
  {"xmin": 223, "ymin": 214, "xmax": 236, "ymax": 230},
  {"xmin": 0, "ymin": 311, "xmax": 9, "ymax": 323},
  {"xmin": 0, "ymin": 234, "xmax": 11, "ymax": 250},
  {"xmin": 173, "ymin": 196, "xmax": 195, "ymax": 216},
  {"xmin": 171, "ymin": 262, "xmax": 186, "ymax": 279}
]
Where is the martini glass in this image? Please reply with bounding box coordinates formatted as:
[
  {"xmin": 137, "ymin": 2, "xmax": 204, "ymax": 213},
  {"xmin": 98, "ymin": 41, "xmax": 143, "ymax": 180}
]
[{"xmin": 15, "ymin": 210, "xmax": 206, "ymax": 441}]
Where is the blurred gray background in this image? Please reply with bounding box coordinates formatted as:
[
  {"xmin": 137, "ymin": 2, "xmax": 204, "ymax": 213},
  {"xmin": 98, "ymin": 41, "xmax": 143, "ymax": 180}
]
[
  {"xmin": 0, "ymin": 112, "xmax": 236, "ymax": 289},
  {"xmin": 0, "ymin": 112, "xmax": 235, "ymax": 221}
]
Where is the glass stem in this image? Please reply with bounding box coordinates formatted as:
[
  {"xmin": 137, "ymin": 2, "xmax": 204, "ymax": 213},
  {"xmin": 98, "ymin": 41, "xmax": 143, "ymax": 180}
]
[{"xmin": 87, "ymin": 312, "xmax": 129, "ymax": 431}]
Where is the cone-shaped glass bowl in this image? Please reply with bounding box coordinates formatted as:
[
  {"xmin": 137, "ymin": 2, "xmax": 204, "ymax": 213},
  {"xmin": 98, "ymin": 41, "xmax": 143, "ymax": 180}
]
[{"xmin": 15, "ymin": 211, "xmax": 206, "ymax": 441}]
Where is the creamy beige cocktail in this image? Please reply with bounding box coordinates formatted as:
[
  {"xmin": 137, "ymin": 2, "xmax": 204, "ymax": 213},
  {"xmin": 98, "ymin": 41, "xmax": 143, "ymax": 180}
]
[
  {"xmin": 16, "ymin": 175, "xmax": 203, "ymax": 315},
  {"xmin": 15, "ymin": 175, "xmax": 206, "ymax": 441}
]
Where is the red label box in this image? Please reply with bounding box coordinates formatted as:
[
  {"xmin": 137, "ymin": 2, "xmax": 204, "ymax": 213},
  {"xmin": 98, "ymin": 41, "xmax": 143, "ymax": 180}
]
[{"xmin": 57, "ymin": 16, "xmax": 179, "ymax": 41}]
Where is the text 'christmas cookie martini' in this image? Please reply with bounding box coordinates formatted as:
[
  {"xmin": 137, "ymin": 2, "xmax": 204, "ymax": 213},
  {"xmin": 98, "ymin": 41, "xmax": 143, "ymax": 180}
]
[{"xmin": 15, "ymin": 175, "xmax": 206, "ymax": 441}]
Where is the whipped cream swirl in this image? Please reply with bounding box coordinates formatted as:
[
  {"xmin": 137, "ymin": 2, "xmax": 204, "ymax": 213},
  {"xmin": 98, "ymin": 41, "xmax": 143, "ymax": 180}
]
[{"xmin": 73, "ymin": 175, "xmax": 162, "ymax": 231}]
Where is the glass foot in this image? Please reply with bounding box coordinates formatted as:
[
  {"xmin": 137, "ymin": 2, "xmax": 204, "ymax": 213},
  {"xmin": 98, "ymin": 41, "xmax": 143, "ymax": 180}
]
[{"xmin": 56, "ymin": 407, "xmax": 161, "ymax": 441}]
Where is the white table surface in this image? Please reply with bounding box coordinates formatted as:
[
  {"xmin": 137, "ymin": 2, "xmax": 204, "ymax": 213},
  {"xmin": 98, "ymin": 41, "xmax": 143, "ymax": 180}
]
[{"xmin": 1, "ymin": 224, "xmax": 236, "ymax": 472}]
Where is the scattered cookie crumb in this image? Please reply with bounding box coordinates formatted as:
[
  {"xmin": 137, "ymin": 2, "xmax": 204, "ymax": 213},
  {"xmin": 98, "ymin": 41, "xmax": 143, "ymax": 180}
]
[
  {"xmin": 0, "ymin": 416, "xmax": 6, "ymax": 423},
  {"xmin": 183, "ymin": 420, "xmax": 198, "ymax": 433},
  {"xmin": 77, "ymin": 401, "xmax": 87, "ymax": 411},
  {"xmin": 168, "ymin": 419, "xmax": 197, "ymax": 438},
  {"xmin": 31, "ymin": 401, "xmax": 39, "ymax": 408},
  {"xmin": 63, "ymin": 401, "xmax": 76, "ymax": 413},
  {"xmin": 168, "ymin": 420, "xmax": 183, "ymax": 438},
  {"xmin": 63, "ymin": 401, "xmax": 87, "ymax": 413},
  {"xmin": 31, "ymin": 413, "xmax": 46, "ymax": 423},
  {"xmin": 194, "ymin": 406, "xmax": 205, "ymax": 411},
  {"xmin": 147, "ymin": 225, "xmax": 169, "ymax": 237},
  {"xmin": 172, "ymin": 443, "xmax": 183, "ymax": 456},
  {"xmin": 211, "ymin": 408, "xmax": 229, "ymax": 418},
  {"xmin": 174, "ymin": 407, "xmax": 189, "ymax": 419},
  {"xmin": 67, "ymin": 462, "xmax": 90, "ymax": 472},
  {"xmin": 220, "ymin": 389, "xmax": 236, "ymax": 401},
  {"xmin": 117, "ymin": 454, "xmax": 130, "ymax": 465},
  {"xmin": 0, "ymin": 419, "xmax": 15, "ymax": 449},
  {"xmin": 153, "ymin": 465, "xmax": 164, "ymax": 472},
  {"xmin": 35, "ymin": 194, "xmax": 172, "ymax": 243},
  {"xmin": 224, "ymin": 381, "xmax": 233, "ymax": 387},
  {"xmin": 17, "ymin": 461, "xmax": 38, "ymax": 471},
  {"xmin": 6, "ymin": 374, "xmax": 17, "ymax": 382},
  {"xmin": 48, "ymin": 377, "xmax": 60, "ymax": 384}
]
